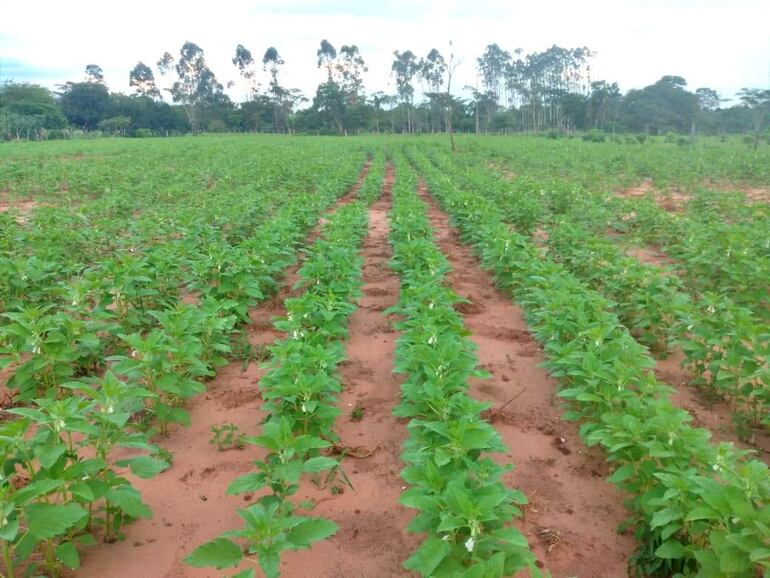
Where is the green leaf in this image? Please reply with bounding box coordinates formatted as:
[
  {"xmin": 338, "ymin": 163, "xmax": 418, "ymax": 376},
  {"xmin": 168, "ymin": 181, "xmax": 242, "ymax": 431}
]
[
  {"xmin": 55, "ymin": 541, "xmax": 80, "ymax": 569},
  {"xmin": 106, "ymin": 486, "xmax": 152, "ymax": 519},
  {"xmin": 259, "ymin": 549, "xmax": 280, "ymax": 578},
  {"xmin": 651, "ymin": 507, "xmax": 681, "ymax": 529},
  {"xmin": 750, "ymin": 548, "xmax": 770, "ymax": 562},
  {"xmin": 684, "ymin": 506, "xmax": 717, "ymax": 522},
  {"xmin": 26, "ymin": 503, "xmax": 87, "ymax": 540},
  {"xmin": 117, "ymin": 456, "xmax": 169, "ymax": 479},
  {"xmin": 607, "ymin": 464, "xmax": 634, "ymax": 484},
  {"xmin": 227, "ymin": 473, "xmax": 265, "ymax": 495},
  {"xmin": 302, "ymin": 457, "xmax": 338, "ymax": 473},
  {"xmin": 655, "ymin": 539, "xmax": 685, "ymax": 559},
  {"xmin": 286, "ymin": 517, "xmax": 338, "ymax": 548},
  {"xmin": 184, "ymin": 538, "xmax": 243, "ymax": 569},
  {"xmin": 232, "ymin": 570, "xmax": 256, "ymax": 578},
  {"xmin": 404, "ymin": 535, "xmax": 452, "ymax": 576},
  {"xmin": 36, "ymin": 443, "xmax": 67, "ymax": 469}
]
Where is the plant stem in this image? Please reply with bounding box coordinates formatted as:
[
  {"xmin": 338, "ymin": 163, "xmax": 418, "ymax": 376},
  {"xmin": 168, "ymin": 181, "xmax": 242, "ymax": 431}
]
[{"xmin": 2, "ymin": 541, "xmax": 15, "ymax": 578}]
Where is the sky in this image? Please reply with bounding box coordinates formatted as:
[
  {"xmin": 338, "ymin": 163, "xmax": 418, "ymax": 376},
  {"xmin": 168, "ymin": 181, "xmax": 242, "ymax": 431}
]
[{"xmin": 1, "ymin": 0, "xmax": 769, "ymax": 105}]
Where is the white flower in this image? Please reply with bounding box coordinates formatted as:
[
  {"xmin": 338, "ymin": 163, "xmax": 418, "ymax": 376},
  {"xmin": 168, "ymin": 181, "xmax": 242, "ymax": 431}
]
[{"xmin": 464, "ymin": 537, "xmax": 475, "ymax": 552}]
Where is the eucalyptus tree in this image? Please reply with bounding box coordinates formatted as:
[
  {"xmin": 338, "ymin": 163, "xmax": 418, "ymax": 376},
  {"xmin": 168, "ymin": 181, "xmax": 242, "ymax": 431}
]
[
  {"xmin": 477, "ymin": 44, "xmax": 510, "ymax": 105},
  {"xmin": 157, "ymin": 41, "xmax": 226, "ymax": 131},
  {"xmin": 420, "ymin": 49, "xmax": 446, "ymax": 132},
  {"xmin": 232, "ymin": 44, "xmax": 256, "ymax": 100},
  {"xmin": 317, "ymin": 39, "xmax": 338, "ymax": 82},
  {"xmin": 85, "ymin": 64, "xmax": 104, "ymax": 84},
  {"xmin": 263, "ymin": 47, "xmax": 286, "ymax": 131},
  {"xmin": 391, "ymin": 50, "xmax": 419, "ymax": 133},
  {"xmin": 337, "ymin": 45, "xmax": 367, "ymax": 104},
  {"xmin": 129, "ymin": 62, "xmax": 161, "ymax": 100}
]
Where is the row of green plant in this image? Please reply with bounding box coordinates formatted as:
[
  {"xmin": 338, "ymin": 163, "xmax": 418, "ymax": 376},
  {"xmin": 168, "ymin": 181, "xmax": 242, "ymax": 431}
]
[
  {"xmin": 386, "ymin": 154, "xmax": 541, "ymax": 577},
  {"xmin": 412, "ymin": 148, "xmax": 770, "ymax": 577},
  {"xmin": 0, "ymin": 140, "xmax": 367, "ymax": 320},
  {"xmin": 184, "ymin": 156, "xmax": 386, "ymax": 578},
  {"xmin": 468, "ymin": 136, "xmax": 770, "ymax": 199},
  {"xmin": 433, "ymin": 148, "xmax": 769, "ymax": 435},
  {"xmin": 545, "ymin": 223, "xmax": 769, "ymax": 434},
  {"xmin": 460, "ymin": 141, "xmax": 768, "ymax": 319},
  {"xmin": 0, "ymin": 155, "xmax": 370, "ymax": 576},
  {"xmin": 611, "ymin": 196, "xmax": 769, "ymax": 319}
]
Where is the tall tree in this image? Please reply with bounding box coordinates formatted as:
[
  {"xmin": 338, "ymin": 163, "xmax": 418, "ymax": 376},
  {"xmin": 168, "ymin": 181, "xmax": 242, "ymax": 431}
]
[
  {"xmin": 85, "ymin": 64, "xmax": 104, "ymax": 84},
  {"xmin": 337, "ymin": 45, "xmax": 367, "ymax": 104},
  {"xmin": 157, "ymin": 41, "xmax": 226, "ymax": 130},
  {"xmin": 737, "ymin": 88, "xmax": 770, "ymax": 150},
  {"xmin": 444, "ymin": 42, "xmax": 461, "ymax": 151},
  {"xmin": 263, "ymin": 47, "xmax": 286, "ymax": 131},
  {"xmin": 696, "ymin": 87, "xmax": 722, "ymax": 111},
  {"xmin": 420, "ymin": 49, "xmax": 446, "ymax": 133},
  {"xmin": 477, "ymin": 44, "xmax": 510, "ymax": 105},
  {"xmin": 129, "ymin": 62, "xmax": 161, "ymax": 100},
  {"xmin": 391, "ymin": 50, "xmax": 419, "ymax": 133},
  {"xmin": 232, "ymin": 44, "xmax": 256, "ymax": 100},
  {"xmin": 421, "ymin": 49, "xmax": 446, "ymax": 92},
  {"xmin": 317, "ymin": 39, "xmax": 337, "ymax": 83}
]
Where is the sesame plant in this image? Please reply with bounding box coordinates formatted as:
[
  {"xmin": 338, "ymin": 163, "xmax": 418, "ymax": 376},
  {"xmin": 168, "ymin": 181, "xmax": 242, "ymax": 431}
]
[
  {"xmin": 184, "ymin": 156, "xmax": 385, "ymax": 578},
  {"xmin": 387, "ymin": 154, "xmax": 541, "ymax": 577},
  {"xmin": 413, "ymin": 147, "xmax": 770, "ymax": 577}
]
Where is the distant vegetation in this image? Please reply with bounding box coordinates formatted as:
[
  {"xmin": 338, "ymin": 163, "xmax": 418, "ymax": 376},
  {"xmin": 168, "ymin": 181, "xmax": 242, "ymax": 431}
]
[{"xmin": 1, "ymin": 40, "xmax": 769, "ymax": 142}]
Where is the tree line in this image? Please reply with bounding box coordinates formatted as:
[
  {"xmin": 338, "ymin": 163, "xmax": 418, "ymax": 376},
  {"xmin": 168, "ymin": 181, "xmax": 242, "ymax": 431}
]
[{"xmin": 1, "ymin": 40, "xmax": 769, "ymax": 143}]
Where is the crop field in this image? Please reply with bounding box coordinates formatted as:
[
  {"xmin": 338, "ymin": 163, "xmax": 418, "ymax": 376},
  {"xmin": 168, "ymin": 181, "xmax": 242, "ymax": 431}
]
[{"xmin": 1, "ymin": 134, "xmax": 769, "ymax": 578}]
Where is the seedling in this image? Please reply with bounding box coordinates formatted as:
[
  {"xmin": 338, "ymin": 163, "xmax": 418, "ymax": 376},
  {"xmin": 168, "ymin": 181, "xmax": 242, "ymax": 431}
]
[{"xmin": 210, "ymin": 423, "xmax": 245, "ymax": 451}]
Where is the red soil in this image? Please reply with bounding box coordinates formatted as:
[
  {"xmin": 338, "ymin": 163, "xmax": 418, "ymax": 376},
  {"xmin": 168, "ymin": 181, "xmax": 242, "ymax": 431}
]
[{"xmin": 282, "ymin": 164, "xmax": 417, "ymax": 576}]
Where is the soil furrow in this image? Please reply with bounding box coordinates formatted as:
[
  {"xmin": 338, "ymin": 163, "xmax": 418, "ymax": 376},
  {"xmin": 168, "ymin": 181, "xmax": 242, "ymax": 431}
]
[
  {"xmin": 282, "ymin": 163, "xmax": 414, "ymax": 577},
  {"xmin": 76, "ymin": 159, "xmax": 373, "ymax": 578},
  {"xmin": 417, "ymin": 182, "xmax": 637, "ymax": 578}
]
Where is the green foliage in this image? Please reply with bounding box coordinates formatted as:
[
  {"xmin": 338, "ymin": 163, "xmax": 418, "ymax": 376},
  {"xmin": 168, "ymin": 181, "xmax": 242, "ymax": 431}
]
[
  {"xmin": 185, "ymin": 154, "xmax": 385, "ymax": 576},
  {"xmin": 0, "ymin": 137, "xmax": 371, "ymax": 576},
  {"xmin": 387, "ymin": 153, "xmax": 540, "ymax": 577},
  {"xmin": 412, "ymin": 145, "xmax": 770, "ymax": 577}
]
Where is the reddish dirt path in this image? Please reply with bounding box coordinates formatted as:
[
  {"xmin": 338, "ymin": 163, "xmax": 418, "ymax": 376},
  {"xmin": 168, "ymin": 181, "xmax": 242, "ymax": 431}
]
[
  {"xmin": 282, "ymin": 164, "xmax": 415, "ymax": 576},
  {"xmin": 76, "ymin": 161, "xmax": 373, "ymax": 578},
  {"xmin": 418, "ymin": 183, "xmax": 637, "ymax": 578}
]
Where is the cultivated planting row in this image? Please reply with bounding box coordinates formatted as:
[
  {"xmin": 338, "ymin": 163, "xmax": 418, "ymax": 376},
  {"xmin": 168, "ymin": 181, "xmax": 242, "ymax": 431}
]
[
  {"xmin": 387, "ymin": 155, "xmax": 541, "ymax": 577},
  {"xmin": 185, "ymin": 157, "xmax": 385, "ymax": 578}
]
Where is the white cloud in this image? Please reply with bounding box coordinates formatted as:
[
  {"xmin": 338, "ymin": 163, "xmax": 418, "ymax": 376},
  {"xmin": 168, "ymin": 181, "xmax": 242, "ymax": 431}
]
[{"xmin": 1, "ymin": 0, "xmax": 768, "ymax": 103}]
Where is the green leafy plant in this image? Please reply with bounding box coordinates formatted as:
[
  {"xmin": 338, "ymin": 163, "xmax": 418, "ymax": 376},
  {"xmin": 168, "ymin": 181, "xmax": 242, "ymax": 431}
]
[{"xmin": 210, "ymin": 423, "xmax": 246, "ymax": 451}]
